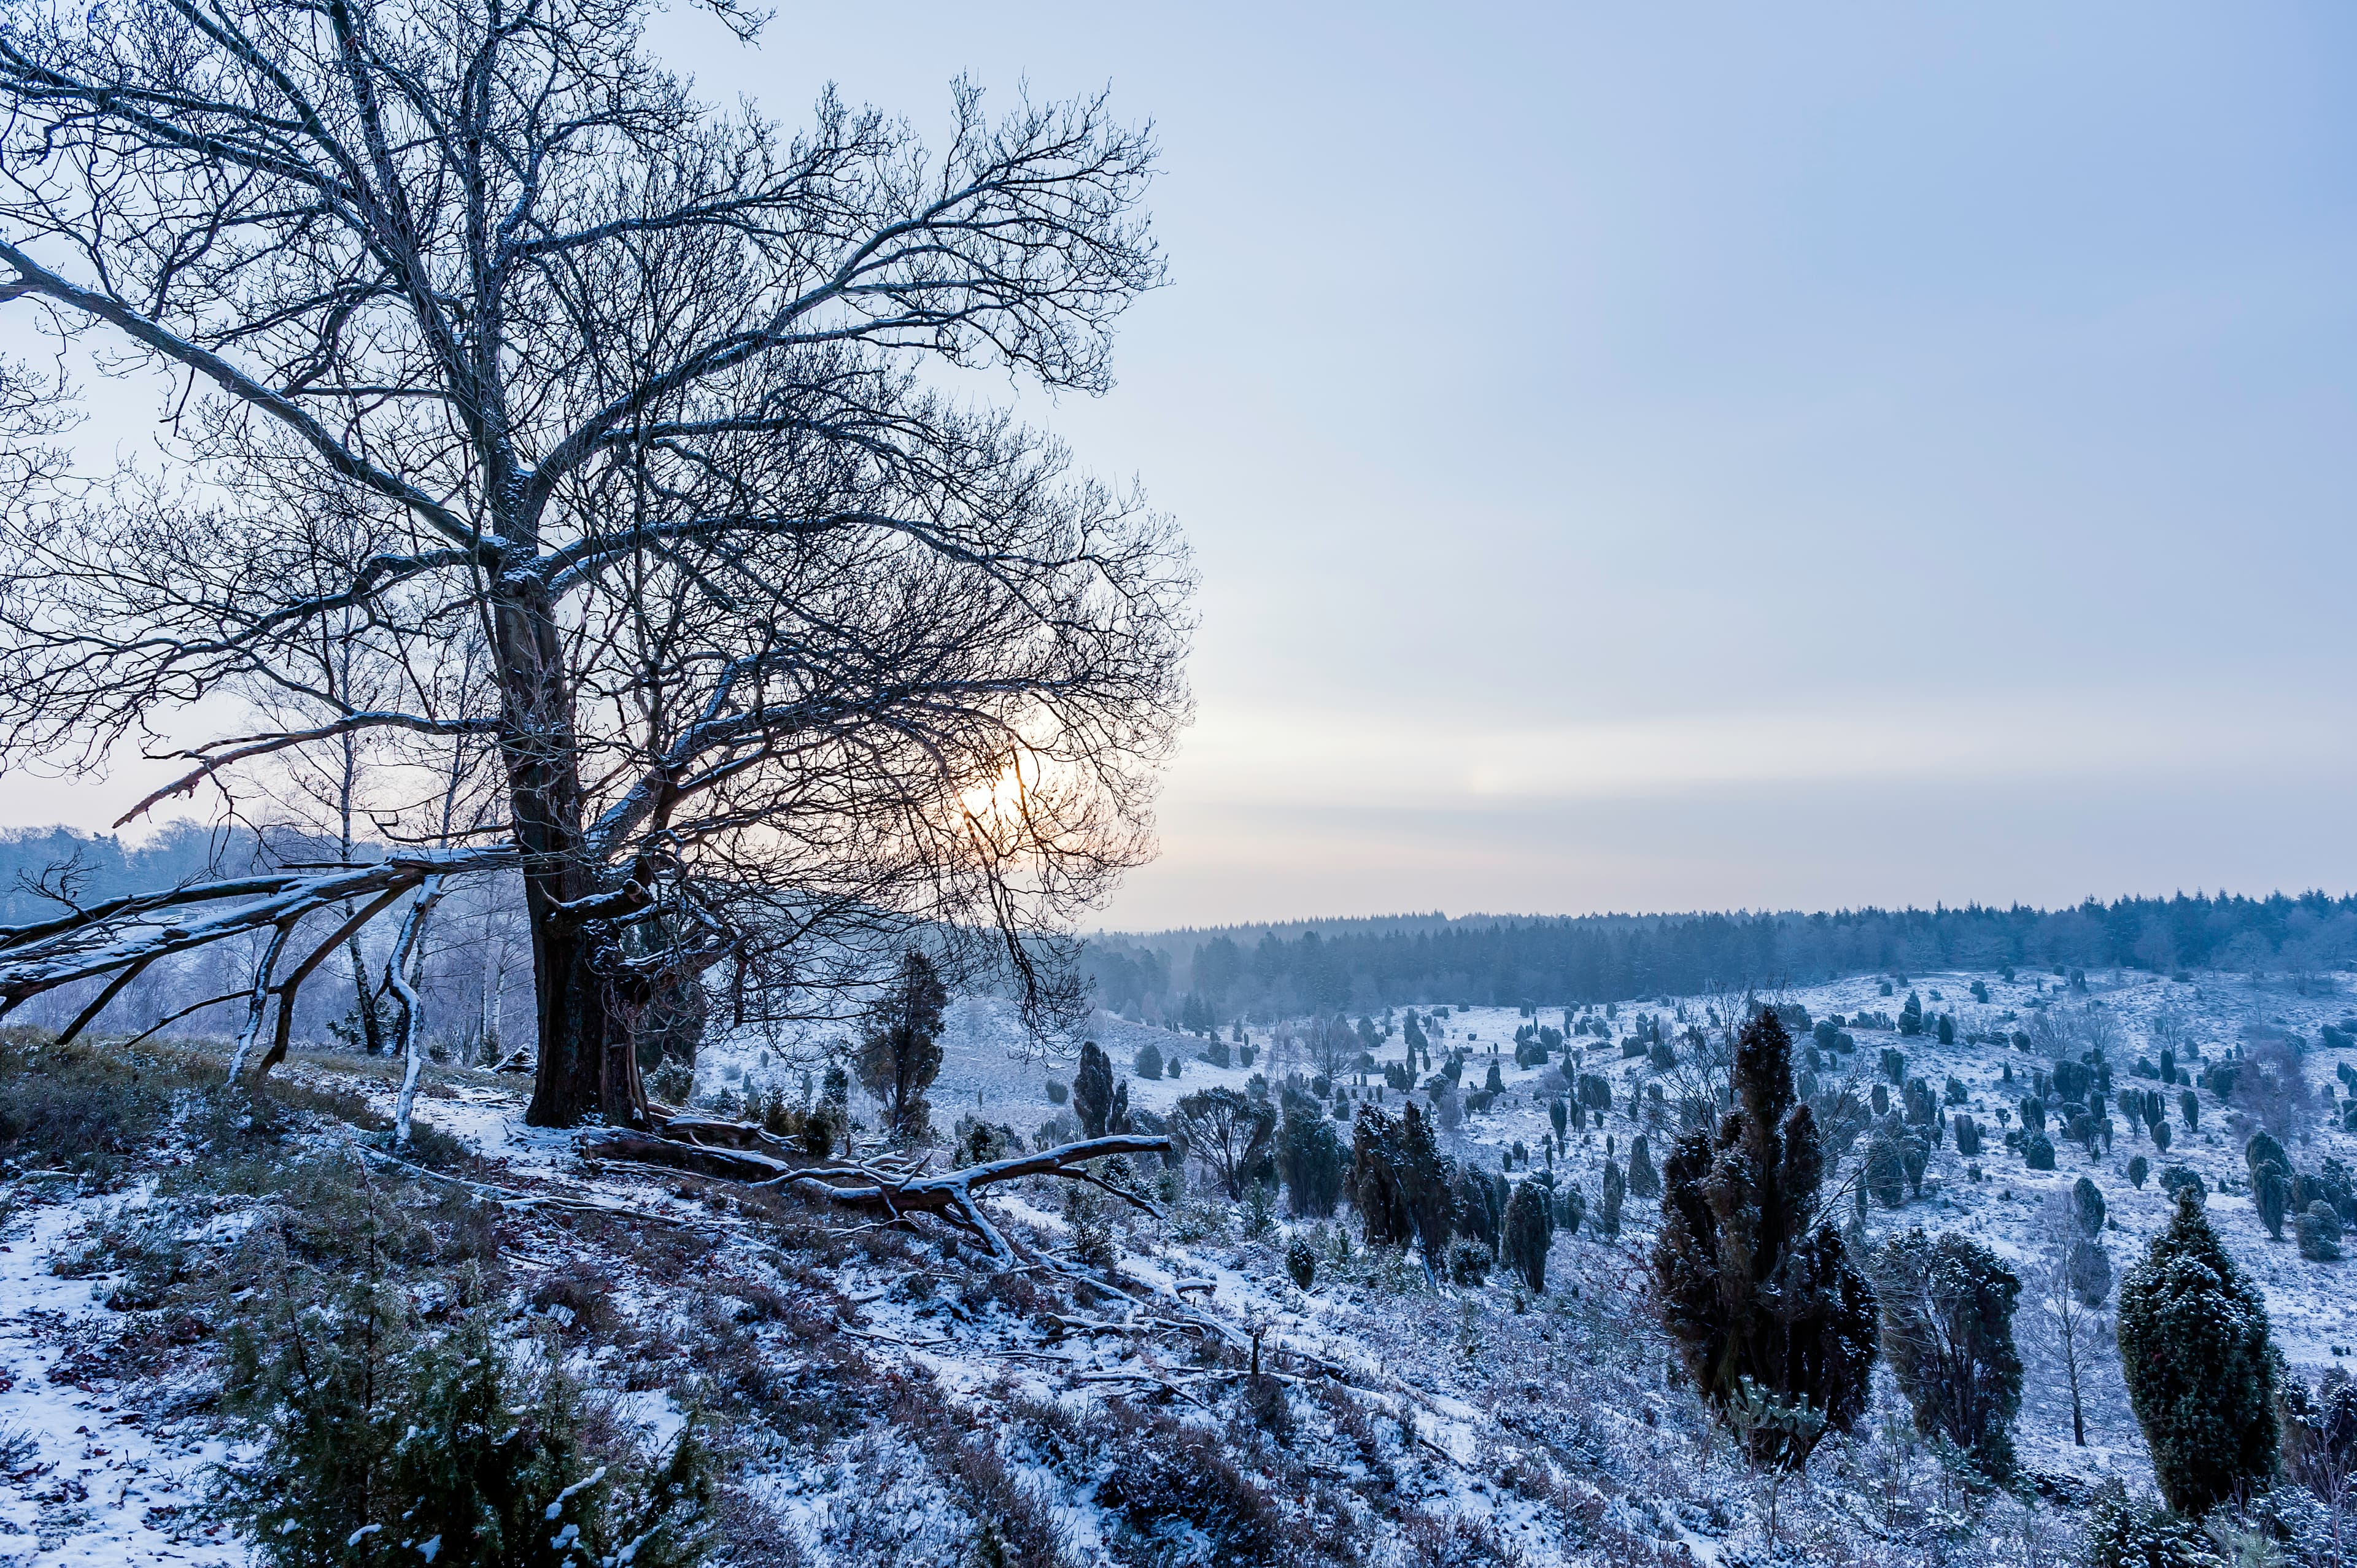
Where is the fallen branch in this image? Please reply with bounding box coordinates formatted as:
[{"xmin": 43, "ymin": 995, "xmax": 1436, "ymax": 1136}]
[
  {"xmin": 352, "ymin": 1143, "xmax": 742, "ymax": 1234},
  {"xmin": 578, "ymin": 1129, "xmax": 1171, "ymax": 1264}
]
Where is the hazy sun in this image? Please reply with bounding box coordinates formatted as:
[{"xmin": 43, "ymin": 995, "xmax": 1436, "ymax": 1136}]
[{"xmin": 959, "ymin": 757, "xmax": 1031, "ymax": 823}]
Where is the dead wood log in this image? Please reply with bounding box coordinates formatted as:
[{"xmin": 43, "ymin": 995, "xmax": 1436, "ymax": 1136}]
[{"xmin": 578, "ymin": 1129, "xmax": 1172, "ymax": 1263}]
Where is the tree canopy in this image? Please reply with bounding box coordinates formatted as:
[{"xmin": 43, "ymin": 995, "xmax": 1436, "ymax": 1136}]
[{"xmin": 0, "ymin": 0, "xmax": 1191, "ymax": 1123}]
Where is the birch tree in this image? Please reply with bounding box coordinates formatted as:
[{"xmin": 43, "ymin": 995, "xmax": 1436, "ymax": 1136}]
[{"xmin": 0, "ymin": 0, "xmax": 1191, "ymax": 1127}]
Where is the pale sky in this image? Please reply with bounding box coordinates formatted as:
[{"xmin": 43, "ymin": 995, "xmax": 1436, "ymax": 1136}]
[{"xmin": 9, "ymin": 4, "xmax": 2357, "ymax": 929}]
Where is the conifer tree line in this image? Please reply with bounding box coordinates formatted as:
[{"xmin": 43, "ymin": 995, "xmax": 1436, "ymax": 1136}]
[{"xmin": 1083, "ymin": 890, "xmax": 2357, "ymax": 1019}]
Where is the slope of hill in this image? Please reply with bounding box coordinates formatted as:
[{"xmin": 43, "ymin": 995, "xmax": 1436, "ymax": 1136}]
[{"xmin": 5, "ymin": 964, "xmax": 2352, "ymax": 1567}]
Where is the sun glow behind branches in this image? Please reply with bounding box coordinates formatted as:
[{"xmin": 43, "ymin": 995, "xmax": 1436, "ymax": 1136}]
[{"xmin": 958, "ymin": 752, "xmax": 1040, "ymax": 858}]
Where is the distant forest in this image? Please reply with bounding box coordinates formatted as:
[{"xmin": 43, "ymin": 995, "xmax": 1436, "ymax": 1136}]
[{"xmin": 1082, "ymin": 893, "xmax": 2357, "ymax": 1025}]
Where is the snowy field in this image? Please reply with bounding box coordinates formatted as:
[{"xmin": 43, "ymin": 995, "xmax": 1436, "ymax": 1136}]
[
  {"xmin": 682, "ymin": 962, "xmax": 2357, "ymax": 1497},
  {"xmin": 4, "ymin": 964, "xmax": 2353, "ymax": 1567}
]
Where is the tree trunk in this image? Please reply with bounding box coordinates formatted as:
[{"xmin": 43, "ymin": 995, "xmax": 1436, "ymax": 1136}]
[
  {"xmin": 524, "ymin": 914, "xmax": 646, "ymax": 1129},
  {"xmin": 2065, "ymin": 1342, "xmax": 2086, "ymax": 1445},
  {"xmin": 346, "ymin": 932, "xmax": 383, "ymax": 1055},
  {"xmin": 490, "ymin": 575, "xmax": 649, "ymax": 1130}
]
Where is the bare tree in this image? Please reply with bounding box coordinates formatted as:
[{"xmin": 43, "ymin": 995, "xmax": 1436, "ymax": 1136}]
[
  {"xmin": 2035, "ymin": 1202, "xmax": 2103, "ymax": 1448},
  {"xmin": 2030, "ymin": 1003, "xmax": 2123, "ymax": 1066},
  {"xmin": 1264, "ymin": 1022, "xmax": 1302, "ymax": 1081},
  {"xmin": 1307, "ymin": 1014, "xmax": 1356, "ymax": 1086},
  {"xmin": 2234, "ymin": 1039, "xmax": 2313, "ymax": 1140},
  {"xmin": 1653, "ymin": 980, "xmax": 1777, "ymax": 1131},
  {"xmin": 1169, "ymin": 1086, "xmax": 1275, "ymax": 1200},
  {"xmin": 0, "ymin": 0, "xmax": 1191, "ymax": 1127}
]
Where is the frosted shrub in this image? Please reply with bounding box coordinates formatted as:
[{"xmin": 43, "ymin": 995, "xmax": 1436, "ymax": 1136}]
[
  {"xmin": 1285, "ymin": 1234, "xmax": 1316, "ymax": 1290},
  {"xmin": 1654, "ymin": 1009, "xmax": 1876, "ymax": 1468},
  {"xmin": 2117, "ymin": 1188, "xmax": 2280, "ymax": 1515},
  {"xmin": 2297, "ymin": 1200, "xmax": 2343, "ymax": 1262},
  {"xmin": 1875, "ymin": 1228, "xmax": 2022, "ymax": 1478},
  {"xmin": 213, "ymin": 1284, "xmax": 710, "ymax": 1568},
  {"xmin": 2086, "ymin": 1492, "xmax": 2224, "ymax": 1568}
]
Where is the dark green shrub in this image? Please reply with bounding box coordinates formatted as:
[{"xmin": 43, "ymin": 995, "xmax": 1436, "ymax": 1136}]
[
  {"xmin": 1628, "ymin": 1135, "xmax": 1660, "ymax": 1199},
  {"xmin": 1653, "ymin": 1009, "xmax": 1877, "ymax": 1467},
  {"xmin": 2024, "ymin": 1132, "xmax": 2056, "ymax": 1172},
  {"xmin": 1276, "ymin": 1106, "xmax": 1345, "ymax": 1219},
  {"xmin": 1452, "ymin": 1165, "xmax": 1502, "ymax": 1254},
  {"xmin": 1446, "ymin": 1238, "xmax": 1491, "ymax": 1286},
  {"xmin": 2073, "ymin": 1177, "xmax": 2107, "ymax": 1237},
  {"xmin": 2086, "ymin": 1492, "xmax": 2223, "ymax": 1568},
  {"xmin": 2129, "ymin": 1154, "xmax": 2150, "ymax": 1189},
  {"xmin": 1901, "ymin": 1134, "xmax": 1930, "ymax": 1199},
  {"xmin": 952, "ymin": 1115, "xmax": 1021, "ymax": 1168},
  {"xmin": 2234, "ymin": 1132, "xmax": 2291, "ymax": 1245},
  {"xmin": 2118, "ymin": 1188, "xmax": 2280, "ymax": 1515},
  {"xmin": 1348, "ymin": 1103, "xmax": 1452, "ymax": 1273},
  {"xmin": 2280, "ymin": 1365, "xmax": 2357, "ymax": 1496},
  {"xmin": 2070, "ymin": 1237, "xmax": 2115, "ymax": 1308},
  {"xmin": 852, "ymin": 948, "xmax": 948, "ymax": 1145},
  {"xmin": 1044, "ymin": 1079, "xmax": 1069, "ymax": 1105},
  {"xmin": 1502, "ymin": 1179, "xmax": 1551, "ymax": 1292},
  {"xmin": 1074, "ymin": 1043, "xmax": 1115, "ymax": 1139},
  {"xmin": 2297, "ymin": 1201, "xmax": 2343, "ymax": 1262},
  {"xmin": 1954, "ymin": 1114, "xmax": 1982, "ymax": 1157},
  {"xmin": 2254, "ymin": 1164, "xmax": 2292, "ymax": 1242},
  {"xmin": 1285, "ymin": 1234, "xmax": 1316, "ymax": 1290},
  {"xmin": 214, "ymin": 1288, "xmax": 708, "ymax": 1568},
  {"xmin": 1597, "ymin": 1158, "xmax": 1624, "ymax": 1238},
  {"xmin": 1903, "ymin": 1078, "xmax": 1934, "ymax": 1126},
  {"xmin": 1875, "ymin": 1229, "xmax": 2022, "ymax": 1477}
]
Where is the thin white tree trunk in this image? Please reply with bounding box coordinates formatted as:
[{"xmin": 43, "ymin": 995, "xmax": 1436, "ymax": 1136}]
[
  {"xmin": 225, "ymin": 922, "xmax": 294, "ymax": 1083},
  {"xmin": 390, "ymin": 876, "xmax": 447, "ymax": 1146}
]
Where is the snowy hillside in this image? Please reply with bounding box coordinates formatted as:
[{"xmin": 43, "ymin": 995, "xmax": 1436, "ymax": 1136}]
[{"xmin": 4, "ymin": 965, "xmax": 2353, "ymax": 1567}]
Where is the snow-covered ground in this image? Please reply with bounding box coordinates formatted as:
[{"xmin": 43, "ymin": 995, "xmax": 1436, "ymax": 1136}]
[
  {"xmin": 685, "ymin": 963, "xmax": 2357, "ymax": 1499},
  {"xmin": 7, "ymin": 964, "xmax": 2352, "ymax": 1567},
  {"xmin": 0, "ymin": 1194, "xmax": 241, "ymax": 1568}
]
